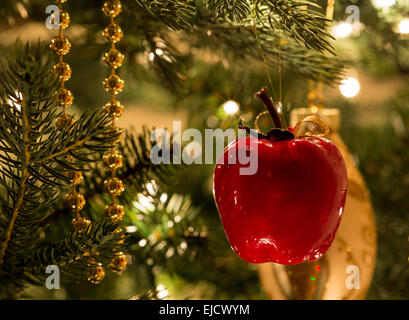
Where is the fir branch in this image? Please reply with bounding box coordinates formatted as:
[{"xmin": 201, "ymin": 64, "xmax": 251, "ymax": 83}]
[
  {"xmin": 2, "ymin": 1, "xmax": 343, "ymax": 86},
  {"xmin": 125, "ymin": 192, "xmax": 206, "ymax": 272},
  {"xmin": 0, "ymin": 42, "xmax": 125, "ymax": 296},
  {"xmin": 135, "ymin": 0, "xmax": 196, "ymax": 31},
  {"xmin": 255, "ymin": 0, "xmax": 335, "ymax": 54},
  {"xmin": 82, "ymin": 128, "xmax": 181, "ymax": 205},
  {"xmin": 0, "ymin": 219, "xmax": 126, "ymax": 297},
  {"xmin": 140, "ymin": 27, "xmax": 188, "ymax": 91},
  {"xmin": 205, "ymin": 0, "xmax": 251, "ymax": 22},
  {"xmin": 135, "ymin": 0, "xmax": 334, "ymax": 53},
  {"xmin": 0, "ymin": 89, "xmax": 31, "ymax": 269},
  {"xmin": 193, "ymin": 15, "xmax": 345, "ymax": 83}
]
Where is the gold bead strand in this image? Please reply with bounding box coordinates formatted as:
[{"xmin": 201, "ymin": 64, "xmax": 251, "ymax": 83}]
[
  {"xmin": 102, "ymin": 0, "xmax": 127, "ymax": 274},
  {"xmin": 50, "ymin": 2, "xmax": 91, "ymax": 238}
]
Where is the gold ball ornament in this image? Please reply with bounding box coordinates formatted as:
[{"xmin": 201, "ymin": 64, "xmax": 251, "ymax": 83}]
[
  {"xmin": 56, "ymin": 88, "xmax": 74, "ymax": 108},
  {"xmin": 65, "ymin": 170, "xmax": 83, "ymax": 185},
  {"xmin": 55, "ymin": 0, "xmax": 68, "ymax": 3},
  {"xmin": 59, "ymin": 10, "xmax": 71, "ymax": 29},
  {"xmin": 103, "ymin": 100, "xmax": 124, "ymax": 120},
  {"xmin": 102, "ymin": 23, "xmax": 123, "ymax": 43},
  {"xmin": 104, "ymin": 177, "xmax": 124, "ymax": 197},
  {"xmin": 102, "ymin": 0, "xmax": 122, "ymax": 18},
  {"xmin": 257, "ymin": 108, "xmax": 377, "ymax": 300},
  {"xmin": 103, "ymin": 150, "xmax": 123, "ymax": 170},
  {"xmin": 103, "ymin": 74, "xmax": 124, "ymax": 94},
  {"xmin": 103, "ymin": 48, "xmax": 124, "ymax": 69},
  {"xmin": 71, "ymin": 217, "xmax": 91, "ymax": 234},
  {"xmin": 56, "ymin": 113, "xmax": 75, "ymax": 130},
  {"xmin": 109, "ymin": 252, "xmax": 127, "ymax": 273},
  {"xmin": 87, "ymin": 263, "xmax": 105, "ymax": 284},
  {"xmin": 65, "ymin": 192, "xmax": 86, "ymax": 212},
  {"xmin": 53, "ymin": 62, "xmax": 72, "ymax": 82},
  {"xmin": 105, "ymin": 203, "xmax": 125, "ymax": 222},
  {"xmin": 50, "ymin": 35, "xmax": 71, "ymax": 56}
]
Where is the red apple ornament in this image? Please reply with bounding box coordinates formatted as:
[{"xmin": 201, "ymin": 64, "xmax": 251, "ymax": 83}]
[{"xmin": 213, "ymin": 87, "xmax": 348, "ymax": 265}]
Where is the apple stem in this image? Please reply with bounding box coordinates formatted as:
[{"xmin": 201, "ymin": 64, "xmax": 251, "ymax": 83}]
[{"xmin": 255, "ymin": 86, "xmax": 286, "ymax": 129}]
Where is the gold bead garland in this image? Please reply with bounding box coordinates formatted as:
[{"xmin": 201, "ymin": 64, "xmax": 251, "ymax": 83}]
[
  {"xmin": 87, "ymin": 260, "xmax": 105, "ymax": 284},
  {"xmin": 50, "ymin": 1, "xmax": 100, "ymax": 282},
  {"xmin": 50, "ymin": 0, "xmax": 87, "ymax": 227},
  {"xmin": 102, "ymin": 0, "xmax": 127, "ymax": 274}
]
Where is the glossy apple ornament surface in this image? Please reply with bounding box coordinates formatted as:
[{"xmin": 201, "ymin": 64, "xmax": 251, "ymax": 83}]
[{"xmin": 213, "ymin": 87, "xmax": 348, "ymax": 265}]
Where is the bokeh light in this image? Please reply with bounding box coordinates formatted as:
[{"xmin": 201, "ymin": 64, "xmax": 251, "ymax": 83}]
[
  {"xmin": 339, "ymin": 77, "xmax": 361, "ymax": 98},
  {"xmin": 373, "ymin": 0, "xmax": 396, "ymax": 9},
  {"xmin": 222, "ymin": 100, "xmax": 239, "ymax": 115},
  {"xmin": 333, "ymin": 22, "xmax": 353, "ymax": 39},
  {"xmin": 398, "ymin": 18, "xmax": 409, "ymax": 34}
]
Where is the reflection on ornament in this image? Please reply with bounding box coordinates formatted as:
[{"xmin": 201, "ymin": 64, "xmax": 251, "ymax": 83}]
[
  {"xmin": 339, "ymin": 77, "xmax": 360, "ymax": 98},
  {"xmin": 258, "ymin": 108, "xmax": 377, "ymax": 300}
]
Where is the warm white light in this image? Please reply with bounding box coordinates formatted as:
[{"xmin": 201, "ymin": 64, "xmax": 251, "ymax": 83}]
[
  {"xmin": 339, "ymin": 77, "xmax": 361, "ymax": 98},
  {"xmin": 7, "ymin": 92, "xmax": 23, "ymax": 111},
  {"xmin": 126, "ymin": 226, "xmax": 137, "ymax": 233},
  {"xmin": 155, "ymin": 48, "xmax": 164, "ymax": 56},
  {"xmin": 134, "ymin": 194, "xmax": 155, "ymax": 212},
  {"xmin": 223, "ymin": 100, "xmax": 239, "ymax": 115},
  {"xmin": 138, "ymin": 194, "xmax": 153, "ymax": 206},
  {"xmin": 373, "ymin": 0, "xmax": 396, "ymax": 9},
  {"xmin": 145, "ymin": 180, "xmax": 158, "ymax": 196},
  {"xmin": 333, "ymin": 22, "xmax": 353, "ymax": 39},
  {"xmin": 156, "ymin": 284, "xmax": 169, "ymax": 299},
  {"xmin": 7, "ymin": 99, "xmax": 21, "ymax": 111},
  {"xmin": 160, "ymin": 193, "xmax": 168, "ymax": 203},
  {"xmin": 398, "ymin": 18, "xmax": 409, "ymax": 34}
]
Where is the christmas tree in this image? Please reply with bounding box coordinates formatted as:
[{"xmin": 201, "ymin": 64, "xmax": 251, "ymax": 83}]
[{"xmin": 0, "ymin": 0, "xmax": 408, "ymax": 300}]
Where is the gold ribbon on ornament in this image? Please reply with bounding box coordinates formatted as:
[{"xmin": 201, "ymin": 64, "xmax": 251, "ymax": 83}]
[
  {"xmin": 293, "ymin": 115, "xmax": 330, "ymax": 138},
  {"xmin": 253, "ymin": 112, "xmax": 330, "ymax": 140}
]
